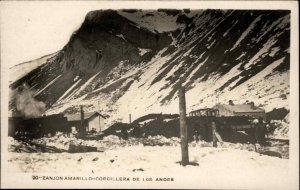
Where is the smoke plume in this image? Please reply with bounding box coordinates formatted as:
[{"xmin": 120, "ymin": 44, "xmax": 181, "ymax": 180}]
[{"xmin": 14, "ymin": 83, "xmax": 46, "ymax": 118}]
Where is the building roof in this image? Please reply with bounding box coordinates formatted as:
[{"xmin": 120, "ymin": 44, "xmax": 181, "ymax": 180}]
[
  {"xmin": 190, "ymin": 108, "xmax": 218, "ymax": 113},
  {"xmin": 65, "ymin": 111, "xmax": 106, "ymax": 122},
  {"xmin": 215, "ymin": 104, "xmax": 265, "ymax": 113}
]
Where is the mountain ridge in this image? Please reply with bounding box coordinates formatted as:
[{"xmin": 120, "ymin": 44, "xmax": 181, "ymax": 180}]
[{"xmin": 9, "ymin": 9, "xmax": 290, "ymax": 127}]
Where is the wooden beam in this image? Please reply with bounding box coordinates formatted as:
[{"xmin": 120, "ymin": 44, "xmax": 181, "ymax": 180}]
[
  {"xmin": 212, "ymin": 121, "xmax": 218, "ymax": 147},
  {"xmin": 178, "ymin": 87, "xmax": 189, "ymax": 166},
  {"xmin": 80, "ymin": 105, "xmax": 85, "ymax": 137}
]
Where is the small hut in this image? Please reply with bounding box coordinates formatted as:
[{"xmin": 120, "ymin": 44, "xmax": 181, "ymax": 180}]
[{"xmin": 65, "ymin": 112, "xmax": 106, "ymax": 133}]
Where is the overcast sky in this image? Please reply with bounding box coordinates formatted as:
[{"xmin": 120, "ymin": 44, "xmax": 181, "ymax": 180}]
[{"xmin": 1, "ymin": 1, "xmax": 108, "ymax": 68}]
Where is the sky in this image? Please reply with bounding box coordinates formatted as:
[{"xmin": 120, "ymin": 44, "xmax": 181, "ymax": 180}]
[{"xmin": 1, "ymin": 1, "xmax": 106, "ymax": 68}]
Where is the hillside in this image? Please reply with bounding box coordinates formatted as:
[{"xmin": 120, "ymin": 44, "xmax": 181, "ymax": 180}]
[{"xmin": 9, "ymin": 9, "xmax": 290, "ymax": 128}]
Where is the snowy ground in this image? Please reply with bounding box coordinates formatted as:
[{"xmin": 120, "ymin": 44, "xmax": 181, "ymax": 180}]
[
  {"xmin": 6, "ymin": 134, "xmax": 293, "ymax": 189},
  {"xmin": 8, "ymin": 135, "xmax": 289, "ymax": 172},
  {"xmin": 8, "ymin": 145, "xmax": 289, "ymax": 174}
]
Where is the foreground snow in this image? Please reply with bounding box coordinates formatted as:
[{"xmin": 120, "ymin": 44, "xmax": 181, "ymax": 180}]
[
  {"xmin": 7, "ymin": 134, "xmax": 292, "ymax": 189},
  {"xmin": 7, "ymin": 145, "xmax": 291, "ymax": 189},
  {"xmin": 8, "ymin": 142, "xmax": 288, "ymax": 173}
]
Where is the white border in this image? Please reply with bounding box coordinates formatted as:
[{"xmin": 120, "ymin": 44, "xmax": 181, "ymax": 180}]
[{"xmin": 1, "ymin": 1, "xmax": 299, "ymax": 189}]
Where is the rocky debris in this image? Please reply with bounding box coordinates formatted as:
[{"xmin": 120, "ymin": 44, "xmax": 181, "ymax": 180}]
[
  {"xmin": 102, "ymin": 135, "xmax": 120, "ymax": 143},
  {"xmin": 8, "ymin": 137, "xmax": 22, "ymax": 152},
  {"xmin": 132, "ymin": 168, "xmax": 144, "ymax": 172},
  {"xmin": 142, "ymin": 135, "xmax": 180, "ymax": 146},
  {"xmin": 9, "ymin": 138, "xmax": 66, "ymax": 153},
  {"xmin": 269, "ymin": 120, "xmax": 289, "ymax": 140},
  {"xmin": 259, "ymin": 150, "xmax": 282, "ymax": 158},
  {"xmin": 68, "ymin": 143, "xmax": 98, "ymax": 153},
  {"xmin": 8, "ymin": 134, "xmax": 289, "ymax": 158},
  {"xmin": 31, "ymin": 132, "xmax": 105, "ymax": 152}
]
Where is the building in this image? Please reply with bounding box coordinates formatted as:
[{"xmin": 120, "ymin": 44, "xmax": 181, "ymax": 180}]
[
  {"xmin": 213, "ymin": 101, "xmax": 266, "ymax": 120},
  {"xmin": 65, "ymin": 111, "xmax": 106, "ymax": 133},
  {"xmin": 189, "ymin": 108, "xmax": 220, "ymax": 117},
  {"xmin": 8, "ymin": 114, "xmax": 69, "ymax": 138}
]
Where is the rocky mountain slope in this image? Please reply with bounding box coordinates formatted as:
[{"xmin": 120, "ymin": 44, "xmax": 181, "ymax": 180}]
[{"xmin": 9, "ymin": 9, "xmax": 290, "ymax": 127}]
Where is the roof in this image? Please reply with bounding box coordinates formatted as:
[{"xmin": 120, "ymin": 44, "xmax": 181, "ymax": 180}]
[
  {"xmin": 190, "ymin": 108, "xmax": 218, "ymax": 113},
  {"xmin": 215, "ymin": 104, "xmax": 265, "ymax": 113},
  {"xmin": 65, "ymin": 111, "xmax": 106, "ymax": 122}
]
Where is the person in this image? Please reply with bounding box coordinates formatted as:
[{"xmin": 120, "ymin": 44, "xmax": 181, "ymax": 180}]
[
  {"xmin": 194, "ymin": 129, "xmax": 200, "ymax": 143},
  {"xmin": 255, "ymin": 117, "xmax": 266, "ymax": 146},
  {"xmin": 132, "ymin": 124, "xmax": 142, "ymax": 138},
  {"xmin": 121, "ymin": 127, "xmax": 128, "ymax": 140}
]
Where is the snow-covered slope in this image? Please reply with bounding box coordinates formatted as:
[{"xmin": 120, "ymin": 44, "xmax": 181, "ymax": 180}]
[
  {"xmin": 9, "ymin": 9, "xmax": 290, "ymax": 128},
  {"xmin": 9, "ymin": 52, "xmax": 58, "ymax": 84}
]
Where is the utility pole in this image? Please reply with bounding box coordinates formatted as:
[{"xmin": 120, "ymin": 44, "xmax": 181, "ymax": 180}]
[
  {"xmin": 80, "ymin": 105, "xmax": 85, "ymax": 137},
  {"xmin": 212, "ymin": 121, "xmax": 217, "ymax": 147},
  {"xmin": 98, "ymin": 100, "xmax": 101, "ymax": 132},
  {"xmin": 160, "ymin": 112, "xmax": 163, "ymax": 126},
  {"xmin": 129, "ymin": 114, "xmax": 131, "ymax": 124},
  {"xmin": 178, "ymin": 86, "xmax": 189, "ymax": 166}
]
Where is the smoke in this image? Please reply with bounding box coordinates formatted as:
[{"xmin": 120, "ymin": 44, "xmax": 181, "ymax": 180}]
[{"xmin": 14, "ymin": 83, "xmax": 46, "ymax": 118}]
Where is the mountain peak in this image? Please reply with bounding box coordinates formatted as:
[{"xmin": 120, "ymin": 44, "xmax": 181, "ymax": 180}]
[
  {"xmin": 10, "ymin": 10, "xmax": 290, "ymax": 127},
  {"xmin": 83, "ymin": 9, "xmax": 130, "ymax": 28}
]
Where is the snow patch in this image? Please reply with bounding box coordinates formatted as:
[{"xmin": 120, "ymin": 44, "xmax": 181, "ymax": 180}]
[
  {"xmin": 116, "ymin": 34, "xmax": 126, "ymax": 41},
  {"xmin": 34, "ymin": 75, "xmax": 62, "ymax": 96},
  {"xmin": 9, "ymin": 53, "xmax": 57, "ymax": 83},
  {"xmin": 73, "ymin": 76, "xmax": 80, "ymax": 81},
  {"xmin": 73, "ymin": 72, "xmax": 100, "ymax": 97},
  {"xmin": 138, "ymin": 48, "xmax": 151, "ymax": 56},
  {"xmin": 57, "ymin": 79, "xmax": 82, "ymax": 103},
  {"xmin": 230, "ymin": 16, "xmax": 262, "ymax": 51}
]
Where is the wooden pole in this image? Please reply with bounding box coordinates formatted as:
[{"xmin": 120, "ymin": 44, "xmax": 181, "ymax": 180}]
[
  {"xmin": 99, "ymin": 115, "xmax": 101, "ymax": 133},
  {"xmin": 80, "ymin": 105, "xmax": 84, "ymax": 137},
  {"xmin": 212, "ymin": 121, "xmax": 217, "ymax": 147},
  {"xmin": 129, "ymin": 114, "xmax": 131, "ymax": 124},
  {"xmin": 178, "ymin": 87, "xmax": 189, "ymax": 166},
  {"xmin": 97, "ymin": 100, "xmax": 102, "ymax": 132}
]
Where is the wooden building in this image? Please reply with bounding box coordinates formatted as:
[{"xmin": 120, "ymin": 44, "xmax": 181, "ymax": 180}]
[
  {"xmin": 213, "ymin": 102, "xmax": 266, "ymax": 120},
  {"xmin": 189, "ymin": 108, "xmax": 219, "ymax": 117},
  {"xmin": 65, "ymin": 111, "xmax": 106, "ymax": 133},
  {"xmin": 8, "ymin": 114, "xmax": 69, "ymax": 139}
]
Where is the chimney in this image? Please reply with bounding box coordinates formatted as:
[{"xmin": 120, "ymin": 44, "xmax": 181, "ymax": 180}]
[{"xmin": 228, "ymin": 100, "xmax": 234, "ymax": 106}]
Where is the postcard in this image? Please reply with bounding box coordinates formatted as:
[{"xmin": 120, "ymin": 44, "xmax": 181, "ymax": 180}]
[{"xmin": 1, "ymin": 1, "xmax": 299, "ymax": 189}]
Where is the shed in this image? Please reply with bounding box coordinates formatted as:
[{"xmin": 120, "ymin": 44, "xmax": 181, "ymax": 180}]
[
  {"xmin": 189, "ymin": 108, "xmax": 219, "ymax": 117},
  {"xmin": 65, "ymin": 111, "xmax": 106, "ymax": 133},
  {"xmin": 213, "ymin": 102, "xmax": 266, "ymax": 120}
]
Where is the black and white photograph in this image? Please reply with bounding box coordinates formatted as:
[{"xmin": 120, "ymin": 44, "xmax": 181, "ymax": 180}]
[{"xmin": 1, "ymin": 1, "xmax": 299, "ymax": 189}]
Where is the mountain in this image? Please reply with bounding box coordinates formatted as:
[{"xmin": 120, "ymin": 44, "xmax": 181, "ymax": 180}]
[
  {"xmin": 9, "ymin": 52, "xmax": 58, "ymax": 84},
  {"xmin": 9, "ymin": 9, "xmax": 290, "ymax": 127}
]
